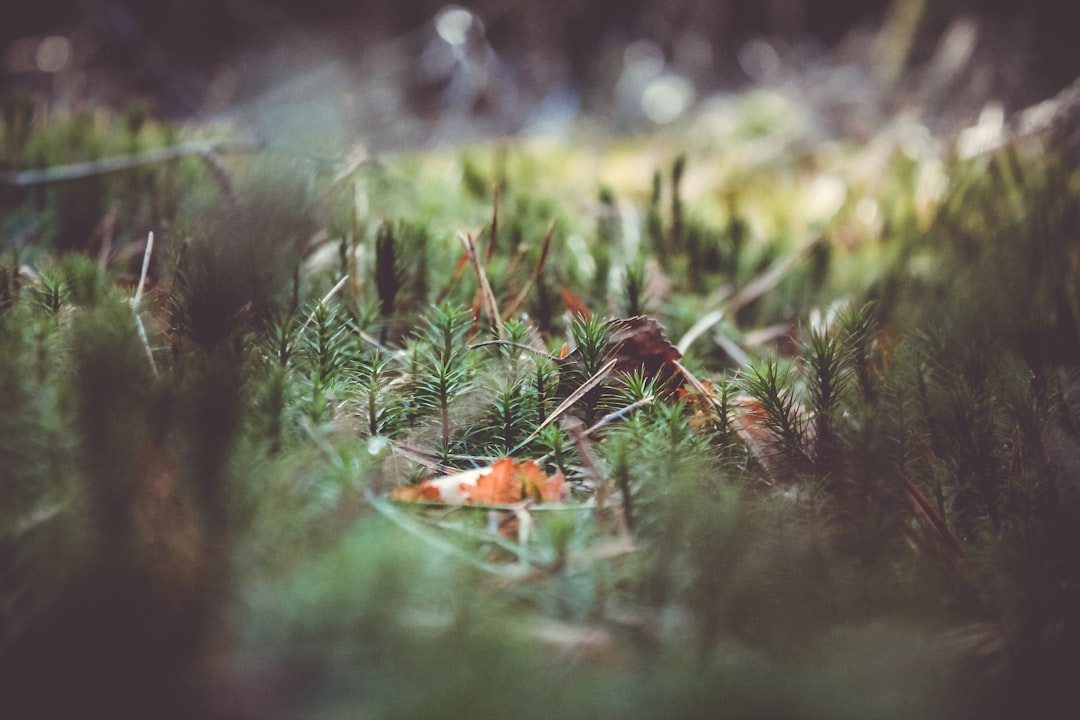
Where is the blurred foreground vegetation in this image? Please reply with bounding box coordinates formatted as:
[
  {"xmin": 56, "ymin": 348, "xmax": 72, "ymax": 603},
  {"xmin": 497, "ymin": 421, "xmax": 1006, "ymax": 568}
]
[{"xmin": 1, "ymin": 89, "xmax": 1079, "ymax": 719}]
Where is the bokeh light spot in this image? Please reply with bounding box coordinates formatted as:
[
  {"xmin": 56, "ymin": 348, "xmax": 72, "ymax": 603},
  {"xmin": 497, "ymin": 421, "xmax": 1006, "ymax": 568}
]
[
  {"xmin": 35, "ymin": 35, "xmax": 71, "ymax": 74},
  {"xmin": 435, "ymin": 6, "xmax": 474, "ymax": 46},
  {"xmin": 641, "ymin": 74, "xmax": 694, "ymax": 124}
]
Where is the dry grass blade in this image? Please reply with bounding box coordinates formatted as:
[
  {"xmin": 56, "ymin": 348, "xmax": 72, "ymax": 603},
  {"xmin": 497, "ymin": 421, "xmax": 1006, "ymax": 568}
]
[
  {"xmin": 565, "ymin": 417, "xmax": 628, "ymax": 536},
  {"xmin": 461, "ymin": 231, "xmax": 505, "ymax": 337},
  {"xmin": 674, "ymin": 360, "xmax": 718, "ymax": 405},
  {"xmin": 363, "ymin": 487, "xmax": 528, "ymax": 579},
  {"xmin": 350, "ymin": 181, "xmax": 360, "ymax": 304},
  {"xmin": 898, "ymin": 471, "xmax": 966, "ymax": 565},
  {"xmin": 197, "ymin": 151, "xmax": 238, "ymax": 205},
  {"xmin": 390, "ymin": 443, "xmax": 461, "ymax": 475},
  {"xmin": 676, "ymin": 234, "xmax": 821, "ymax": 355},
  {"xmin": 675, "ymin": 361, "xmax": 778, "ymax": 479},
  {"xmin": 130, "ymin": 231, "xmax": 158, "ymax": 376},
  {"xmin": 725, "ymin": 234, "xmax": 822, "ymax": 315},
  {"xmin": 676, "ymin": 308, "xmax": 726, "ymax": 356},
  {"xmin": 13, "ymin": 503, "xmax": 66, "ymax": 536},
  {"xmin": 513, "ymin": 357, "xmax": 617, "ymax": 453},
  {"xmin": 534, "ymin": 395, "xmax": 655, "ymax": 466},
  {"xmin": 503, "ymin": 220, "xmax": 556, "ymax": 319},
  {"xmin": 469, "ymin": 339, "xmax": 557, "ymax": 359},
  {"xmin": 435, "ymin": 250, "xmax": 471, "ymax": 304},
  {"xmin": 0, "ymin": 138, "xmax": 262, "ymax": 186},
  {"xmin": 728, "ymin": 396, "xmax": 782, "ymax": 482},
  {"xmin": 133, "ymin": 230, "xmax": 154, "ymax": 307},
  {"xmin": 295, "ymin": 274, "xmax": 350, "ymax": 335}
]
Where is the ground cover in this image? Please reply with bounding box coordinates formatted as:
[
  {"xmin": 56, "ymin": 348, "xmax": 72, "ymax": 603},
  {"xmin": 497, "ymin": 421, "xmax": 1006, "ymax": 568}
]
[{"xmin": 2, "ymin": 79, "xmax": 1079, "ymax": 718}]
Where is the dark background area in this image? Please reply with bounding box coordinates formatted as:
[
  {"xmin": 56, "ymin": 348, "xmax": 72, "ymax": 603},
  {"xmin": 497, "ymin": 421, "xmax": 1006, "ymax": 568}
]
[{"xmin": 3, "ymin": 0, "xmax": 1078, "ymax": 120}]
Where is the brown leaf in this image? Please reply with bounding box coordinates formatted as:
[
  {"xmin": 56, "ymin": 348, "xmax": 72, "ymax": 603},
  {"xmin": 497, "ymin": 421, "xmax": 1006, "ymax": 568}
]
[
  {"xmin": 606, "ymin": 316, "xmax": 683, "ymax": 385},
  {"xmin": 558, "ymin": 316, "xmax": 683, "ymax": 390}
]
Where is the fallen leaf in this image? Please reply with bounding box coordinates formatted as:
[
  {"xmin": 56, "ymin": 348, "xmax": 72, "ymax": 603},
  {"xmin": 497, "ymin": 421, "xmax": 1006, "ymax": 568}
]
[
  {"xmin": 559, "ymin": 316, "xmax": 683, "ymax": 389},
  {"xmin": 538, "ymin": 470, "xmax": 568, "ymax": 503},
  {"xmin": 471, "ymin": 458, "xmax": 524, "ymax": 504},
  {"xmin": 389, "ymin": 481, "xmax": 444, "ymax": 502},
  {"xmin": 391, "ymin": 458, "xmax": 568, "ymax": 505},
  {"xmin": 606, "ymin": 316, "xmax": 683, "ymax": 383}
]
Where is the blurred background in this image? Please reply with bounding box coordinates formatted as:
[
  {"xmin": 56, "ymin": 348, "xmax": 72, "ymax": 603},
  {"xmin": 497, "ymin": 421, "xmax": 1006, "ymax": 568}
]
[{"xmin": 3, "ymin": 1, "xmax": 1080, "ymax": 146}]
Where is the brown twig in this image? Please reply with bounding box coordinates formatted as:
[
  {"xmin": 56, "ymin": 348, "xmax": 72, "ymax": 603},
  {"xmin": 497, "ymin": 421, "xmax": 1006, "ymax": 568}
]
[
  {"xmin": 512, "ymin": 357, "xmax": 617, "ymax": 453},
  {"xmin": 461, "ymin": 231, "xmax": 504, "ymax": 338},
  {"xmin": 503, "ymin": 220, "xmax": 556, "ymax": 320},
  {"xmin": 565, "ymin": 417, "xmax": 629, "ymax": 537}
]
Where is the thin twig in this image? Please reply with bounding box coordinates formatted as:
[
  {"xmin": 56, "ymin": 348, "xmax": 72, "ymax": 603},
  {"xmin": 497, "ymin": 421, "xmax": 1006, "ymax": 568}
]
[
  {"xmin": 582, "ymin": 395, "xmax": 654, "ymax": 436},
  {"xmin": 676, "ymin": 234, "xmax": 822, "ymax": 355},
  {"xmin": 468, "ymin": 339, "xmax": 559, "ymax": 360},
  {"xmin": 512, "ymin": 357, "xmax": 617, "ymax": 453},
  {"xmin": 565, "ymin": 417, "xmax": 629, "ymax": 537},
  {"xmin": 130, "ymin": 231, "xmax": 158, "ymax": 377},
  {"xmin": 0, "ymin": 138, "xmax": 262, "ymax": 187},
  {"xmin": 296, "ymin": 274, "xmax": 350, "ymax": 335},
  {"xmin": 503, "ymin": 220, "xmax": 555, "ymax": 319},
  {"xmin": 534, "ymin": 395, "xmax": 654, "ymax": 465},
  {"xmin": 725, "ymin": 235, "xmax": 822, "ymax": 316},
  {"xmin": 461, "ymin": 231, "xmax": 504, "ymax": 338}
]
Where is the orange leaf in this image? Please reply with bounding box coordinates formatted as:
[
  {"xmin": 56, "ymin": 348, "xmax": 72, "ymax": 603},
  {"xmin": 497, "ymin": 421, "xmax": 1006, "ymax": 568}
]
[
  {"xmin": 469, "ymin": 458, "xmax": 523, "ymax": 504},
  {"xmin": 391, "ymin": 481, "xmax": 443, "ymax": 502},
  {"xmin": 538, "ymin": 470, "xmax": 568, "ymax": 503},
  {"xmin": 391, "ymin": 458, "xmax": 568, "ymax": 505},
  {"xmin": 514, "ymin": 459, "xmax": 552, "ymax": 502}
]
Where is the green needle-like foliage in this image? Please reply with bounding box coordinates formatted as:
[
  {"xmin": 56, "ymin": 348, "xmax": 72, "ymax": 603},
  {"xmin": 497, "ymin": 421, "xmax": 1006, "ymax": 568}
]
[
  {"xmin": 569, "ymin": 312, "xmax": 612, "ymax": 378},
  {"xmin": 3, "ymin": 91, "xmax": 1080, "ymax": 720},
  {"xmin": 740, "ymin": 355, "xmax": 808, "ymax": 467},
  {"xmin": 304, "ymin": 299, "xmax": 353, "ymax": 395},
  {"xmin": 354, "ymin": 350, "xmax": 401, "ymax": 438},
  {"xmin": 413, "ymin": 303, "xmax": 474, "ymax": 455},
  {"xmin": 803, "ymin": 326, "xmax": 849, "ymax": 467}
]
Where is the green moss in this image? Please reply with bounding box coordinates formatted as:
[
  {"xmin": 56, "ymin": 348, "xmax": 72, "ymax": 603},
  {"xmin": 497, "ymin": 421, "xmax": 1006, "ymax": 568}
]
[{"xmin": 2, "ymin": 92, "xmax": 1079, "ymax": 718}]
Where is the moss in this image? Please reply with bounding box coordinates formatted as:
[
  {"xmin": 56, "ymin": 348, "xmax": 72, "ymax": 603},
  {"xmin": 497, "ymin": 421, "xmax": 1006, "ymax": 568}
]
[{"xmin": 2, "ymin": 91, "xmax": 1079, "ymax": 718}]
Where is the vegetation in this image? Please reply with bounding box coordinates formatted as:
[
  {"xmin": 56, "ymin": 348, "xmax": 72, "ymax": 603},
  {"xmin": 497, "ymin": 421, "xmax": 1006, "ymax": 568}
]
[{"xmin": 1, "ymin": 92, "xmax": 1078, "ymax": 719}]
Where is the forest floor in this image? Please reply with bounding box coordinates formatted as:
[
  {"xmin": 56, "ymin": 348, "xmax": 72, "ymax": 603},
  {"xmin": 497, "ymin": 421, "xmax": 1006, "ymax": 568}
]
[{"xmin": 3, "ymin": 7, "xmax": 1080, "ymax": 719}]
